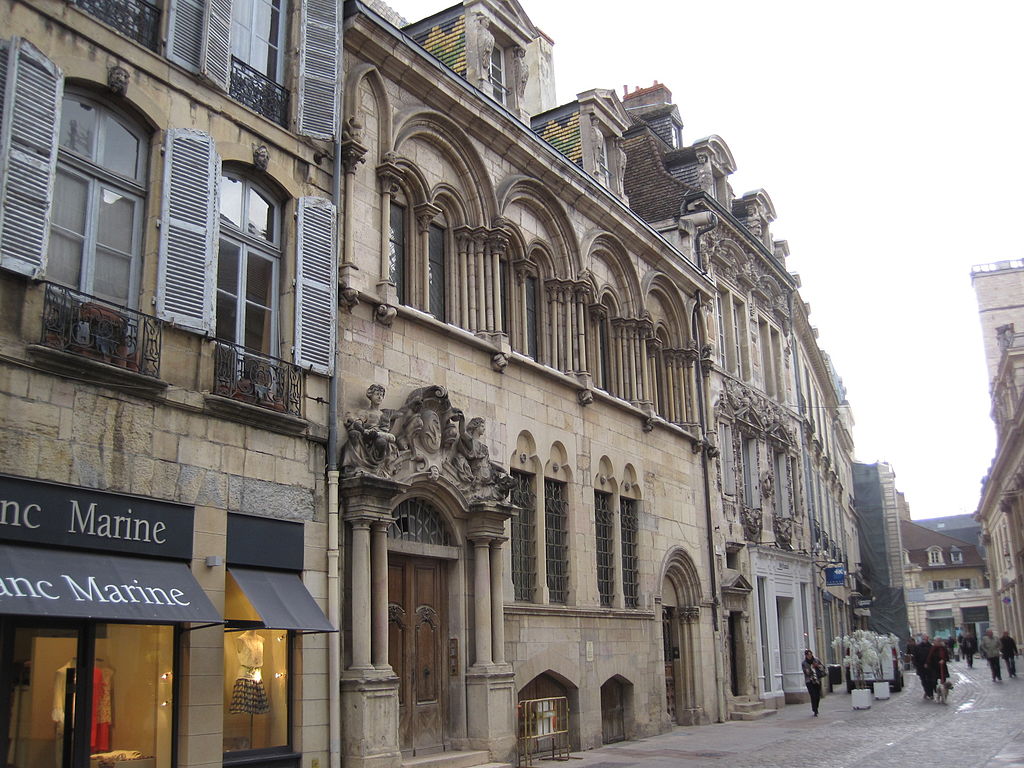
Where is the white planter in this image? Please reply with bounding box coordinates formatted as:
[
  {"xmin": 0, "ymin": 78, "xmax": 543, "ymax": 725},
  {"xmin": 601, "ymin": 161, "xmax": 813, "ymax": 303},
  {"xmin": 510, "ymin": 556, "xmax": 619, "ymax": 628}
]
[
  {"xmin": 873, "ymin": 681, "xmax": 890, "ymax": 700},
  {"xmin": 851, "ymin": 687, "xmax": 873, "ymax": 709}
]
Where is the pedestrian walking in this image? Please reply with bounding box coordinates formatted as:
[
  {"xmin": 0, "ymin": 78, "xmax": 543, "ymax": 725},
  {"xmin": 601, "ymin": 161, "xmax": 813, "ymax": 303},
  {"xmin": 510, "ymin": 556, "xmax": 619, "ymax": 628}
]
[
  {"xmin": 999, "ymin": 631, "xmax": 1018, "ymax": 678},
  {"xmin": 913, "ymin": 635, "xmax": 936, "ymax": 699},
  {"xmin": 961, "ymin": 631, "xmax": 978, "ymax": 668},
  {"xmin": 928, "ymin": 638, "xmax": 952, "ymax": 704},
  {"xmin": 981, "ymin": 629, "xmax": 1003, "ymax": 681},
  {"xmin": 801, "ymin": 649, "xmax": 826, "ymax": 717}
]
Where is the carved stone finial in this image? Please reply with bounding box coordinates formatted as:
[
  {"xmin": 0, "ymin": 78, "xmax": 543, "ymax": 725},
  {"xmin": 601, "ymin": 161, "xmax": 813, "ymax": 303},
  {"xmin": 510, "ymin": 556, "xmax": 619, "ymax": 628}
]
[
  {"xmin": 107, "ymin": 65, "xmax": 130, "ymax": 96},
  {"xmin": 577, "ymin": 389, "xmax": 594, "ymax": 406},
  {"xmin": 375, "ymin": 303, "xmax": 397, "ymax": 326},
  {"xmin": 340, "ymin": 286, "xmax": 360, "ymax": 311},
  {"xmin": 252, "ymin": 144, "xmax": 270, "ymax": 171},
  {"xmin": 491, "ymin": 353, "xmax": 509, "ymax": 373}
]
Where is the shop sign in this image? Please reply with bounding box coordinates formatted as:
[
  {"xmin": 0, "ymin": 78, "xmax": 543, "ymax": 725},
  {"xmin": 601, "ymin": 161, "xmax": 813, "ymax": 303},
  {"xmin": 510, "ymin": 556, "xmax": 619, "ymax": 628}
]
[
  {"xmin": 0, "ymin": 475, "xmax": 193, "ymax": 559},
  {"xmin": 824, "ymin": 566, "xmax": 846, "ymax": 586}
]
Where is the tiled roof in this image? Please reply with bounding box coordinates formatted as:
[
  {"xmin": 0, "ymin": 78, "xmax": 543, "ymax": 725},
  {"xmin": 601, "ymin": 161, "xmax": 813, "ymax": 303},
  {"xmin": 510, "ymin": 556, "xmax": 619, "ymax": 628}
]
[
  {"xmin": 900, "ymin": 520, "xmax": 986, "ymax": 568},
  {"xmin": 411, "ymin": 13, "xmax": 466, "ymax": 76},
  {"xmin": 534, "ymin": 111, "xmax": 582, "ymax": 166},
  {"xmin": 622, "ymin": 128, "xmax": 697, "ymax": 223}
]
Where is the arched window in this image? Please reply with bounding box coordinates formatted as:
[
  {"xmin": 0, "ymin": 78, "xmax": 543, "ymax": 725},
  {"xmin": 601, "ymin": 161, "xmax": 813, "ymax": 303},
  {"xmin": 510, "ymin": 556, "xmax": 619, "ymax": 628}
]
[
  {"xmin": 389, "ymin": 499, "xmax": 451, "ymax": 545},
  {"xmin": 389, "ymin": 200, "xmax": 407, "ymax": 303},
  {"xmin": 217, "ymin": 173, "xmax": 281, "ymax": 354},
  {"xmin": 48, "ymin": 92, "xmax": 147, "ymax": 307}
]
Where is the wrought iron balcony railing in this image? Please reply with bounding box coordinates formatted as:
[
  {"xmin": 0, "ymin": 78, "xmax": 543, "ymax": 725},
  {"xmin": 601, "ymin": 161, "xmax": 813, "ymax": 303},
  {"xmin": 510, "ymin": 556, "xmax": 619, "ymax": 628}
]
[
  {"xmin": 73, "ymin": 0, "xmax": 161, "ymax": 52},
  {"xmin": 40, "ymin": 283, "xmax": 162, "ymax": 377},
  {"xmin": 229, "ymin": 57, "xmax": 289, "ymax": 127},
  {"xmin": 212, "ymin": 340, "xmax": 302, "ymax": 417}
]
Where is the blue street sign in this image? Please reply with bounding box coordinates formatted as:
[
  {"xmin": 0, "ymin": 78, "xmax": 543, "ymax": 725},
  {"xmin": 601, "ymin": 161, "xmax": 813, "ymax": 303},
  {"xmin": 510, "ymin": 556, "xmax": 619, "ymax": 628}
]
[{"xmin": 825, "ymin": 566, "xmax": 846, "ymax": 586}]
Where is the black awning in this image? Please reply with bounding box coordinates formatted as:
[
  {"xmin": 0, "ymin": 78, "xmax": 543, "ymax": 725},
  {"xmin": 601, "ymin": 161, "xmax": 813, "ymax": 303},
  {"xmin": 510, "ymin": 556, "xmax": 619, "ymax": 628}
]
[
  {"xmin": 0, "ymin": 545, "xmax": 221, "ymax": 624},
  {"xmin": 228, "ymin": 567, "xmax": 335, "ymax": 632}
]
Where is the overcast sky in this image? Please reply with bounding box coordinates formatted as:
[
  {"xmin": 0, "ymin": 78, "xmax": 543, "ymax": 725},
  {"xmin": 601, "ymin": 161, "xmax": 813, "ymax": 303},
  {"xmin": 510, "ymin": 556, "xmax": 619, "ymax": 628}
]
[{"xmin": 390, "ymin": 0, "xmax": 1022, "ymax": 519}]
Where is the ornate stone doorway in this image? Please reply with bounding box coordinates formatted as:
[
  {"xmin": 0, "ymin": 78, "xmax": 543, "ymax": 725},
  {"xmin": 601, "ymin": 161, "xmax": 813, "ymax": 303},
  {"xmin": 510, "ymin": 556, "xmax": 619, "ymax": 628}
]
[{"xmin": 389, "ymin": 553, "xmax": 448, "ymax": 755}]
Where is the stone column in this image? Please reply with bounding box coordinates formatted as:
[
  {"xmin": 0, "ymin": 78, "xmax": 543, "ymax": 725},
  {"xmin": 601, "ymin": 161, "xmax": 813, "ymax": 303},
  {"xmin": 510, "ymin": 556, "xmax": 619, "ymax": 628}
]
[
  {"xmin": 473, "ymin": 537, "xmax": 493, "ymax": 666},
  {"xmin": 350, "ymin": 519, "xmax": 373, "ymax": 671},
  {"xmin": 457, "ymin": 229, "xmax": 472, "ymax": 329},
  {"xmin": 490, "ymin": 540, "xmax": 505, "ymax": 663},
  {"xmin": 475, "ymin": 232, "xmax": 488, "ymax": 332},
  {"xmin": 376, "ymin": 158, "xmax": 403, "ymax": 303},
  {"xmin": 371, "ymin": 520, "xmax": 390, "ymax": 668}
]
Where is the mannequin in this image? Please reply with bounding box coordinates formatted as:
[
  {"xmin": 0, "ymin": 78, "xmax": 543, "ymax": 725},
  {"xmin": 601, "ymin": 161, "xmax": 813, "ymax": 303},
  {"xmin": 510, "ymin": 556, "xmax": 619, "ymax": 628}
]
[{"xmin": 228, "ymin": 631, "xmax": 269, "ymax": 714}]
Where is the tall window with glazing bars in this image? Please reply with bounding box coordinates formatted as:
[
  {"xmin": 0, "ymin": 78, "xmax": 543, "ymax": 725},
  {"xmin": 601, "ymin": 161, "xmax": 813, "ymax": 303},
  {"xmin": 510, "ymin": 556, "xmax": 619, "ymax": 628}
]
[
  {"xmin": 620, "ymin": 497, "xmax": 638, "ymax": 608},
  {"xmin": 545, "ymin": 478, "xmax": 569, "ymax": 604},
  {"xmin": 511, "ymin": 470, "xmax": 536, "ymax": 602},
  {"xmin": 595, "ymin": 491, "xmax": 614, "ymax": 607}
]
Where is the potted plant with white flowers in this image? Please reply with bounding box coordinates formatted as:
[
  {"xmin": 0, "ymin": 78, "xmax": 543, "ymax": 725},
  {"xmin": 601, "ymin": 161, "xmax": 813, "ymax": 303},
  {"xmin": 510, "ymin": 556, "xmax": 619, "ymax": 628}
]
[{"xmin": 833, "ymin": 630, "xmax": 891, "ymax": 709}]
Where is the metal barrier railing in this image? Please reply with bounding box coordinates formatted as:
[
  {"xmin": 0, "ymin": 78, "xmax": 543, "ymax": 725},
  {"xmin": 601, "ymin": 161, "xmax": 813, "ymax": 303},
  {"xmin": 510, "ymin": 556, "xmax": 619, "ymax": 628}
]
[{"xmin": 516, "ymin": 696, "xmax": 572, "ymax": 767}]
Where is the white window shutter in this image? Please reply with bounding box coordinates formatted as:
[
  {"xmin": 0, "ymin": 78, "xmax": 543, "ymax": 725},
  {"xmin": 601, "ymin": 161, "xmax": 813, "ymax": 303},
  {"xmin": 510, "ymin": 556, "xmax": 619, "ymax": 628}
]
[
  {"xmin": 0, "ymin": 38, "xmax": 62, "ymax": 278},
  {"xmin": 295, "ymin": 196, "xmax": 337, "ymax": 375},
  {"xmin": 297, "ymin": 0, "xmax": 339, "ymax": 139},
  {"xmin": 157, "ymin": 129, "xmax": 219, "ymax": 333},
  {"xmin": 167, "ymin": 0, "xmax": 205, "ymax": 71},
  {"xmin": 201, "ymin": 0, "xmax": 233, "ymax": 92}
]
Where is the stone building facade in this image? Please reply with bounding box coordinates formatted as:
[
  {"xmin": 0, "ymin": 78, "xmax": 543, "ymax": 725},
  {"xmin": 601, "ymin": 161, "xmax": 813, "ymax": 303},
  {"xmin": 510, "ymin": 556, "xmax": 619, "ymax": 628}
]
[{"xmin": 0, "ymin": 1, "xmax": 866, "ymax": 768}]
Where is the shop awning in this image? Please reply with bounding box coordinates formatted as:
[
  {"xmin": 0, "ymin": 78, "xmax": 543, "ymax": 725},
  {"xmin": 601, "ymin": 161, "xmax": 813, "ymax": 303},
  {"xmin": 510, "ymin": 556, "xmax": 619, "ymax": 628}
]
[
  {"xmin": 228, "ymin": 567, "xmax": 335, "ymax": 632},
  {"xmin": 0, "ymin": 545, "xmax": 221, "ymax": 624}
]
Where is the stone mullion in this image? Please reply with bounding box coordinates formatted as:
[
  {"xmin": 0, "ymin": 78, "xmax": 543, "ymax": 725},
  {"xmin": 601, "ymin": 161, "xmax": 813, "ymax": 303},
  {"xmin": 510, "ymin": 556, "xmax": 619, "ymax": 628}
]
[
  {"xmin": 457, "ymin": 230, "xmax": 471, "ymax": 329},
  {"xmin": 646, "ymin": 337, "xmax": 663, "ymax": 415},
  {"xmin": 626, "ymin": 322, "xmax": 639, "ymax": 402},
  {"xmin": 575, "ymin": 288, "xmax": 589, "ymax": 373},
  {"xmin": 515, "ymin": 266, "xmax": 528, "ymax": 352},
  {"xmin": 482, "ymin": 239, "xmax": 494, "ymax": 332},
  {"xmin": 545, "ymin": 282, "xmax": 558, "ymax": 368},
  {"xmin": 489, "ymin": 234, "xmax": 506, "ymax": 333},
  {"xmin": 467, "ymin": 237, "xmax": 479, "ymax": 332},
  {"xmin": 611, "ymin": 319, "xmax": 625, "ymax": 397},
  {"xmin": 376, "ymin": 170, "xmax": 401, "ymax": 295},
  {"xmin": 561, "ymin": 286, "xmax": 573, "ymax": 372},
  {"xmin": 474, "ymin": 234, "xmax": 488, "ymax": 332}
]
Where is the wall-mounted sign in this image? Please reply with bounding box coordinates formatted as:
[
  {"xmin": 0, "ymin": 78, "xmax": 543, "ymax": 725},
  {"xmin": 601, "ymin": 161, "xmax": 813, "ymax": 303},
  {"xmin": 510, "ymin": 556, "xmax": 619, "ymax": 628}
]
[
  {"xmin": 1003, "ymin": 596, "xmax": 1013, "ymax": 605},
  {"xmin": 0, "ymin": 474, "xmax": 194, "ymax": 560},
  {"xmin": 824, "ymin": 566, "xmax": 846, "ymax": 586}
]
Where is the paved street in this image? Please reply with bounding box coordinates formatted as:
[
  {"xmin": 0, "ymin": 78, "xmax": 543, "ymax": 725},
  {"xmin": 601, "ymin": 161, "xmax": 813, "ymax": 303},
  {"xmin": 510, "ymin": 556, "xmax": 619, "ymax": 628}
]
[{"xmin": 564, "ymin": 661, "xmax": 1024, "ymax": 768}]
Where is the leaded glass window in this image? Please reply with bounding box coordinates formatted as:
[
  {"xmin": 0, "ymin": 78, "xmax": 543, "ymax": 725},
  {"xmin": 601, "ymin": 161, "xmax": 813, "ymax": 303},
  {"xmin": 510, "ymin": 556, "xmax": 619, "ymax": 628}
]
[
  {"xmin": 621, "ymin": 497, "xmax": 638, "ymax": 608},
  {"xmin": 389, "ymin": 202, "xmax": 406, "ymax": 302},
  {"xmin": 544, "ymin": 478, "xmax": 568, "ymax": 604},
  {"xmin": 428, "ymin": 222, "xmax": 445, "ymax": 319},
  {"xmin": 511, "ymin": 470, "xmax": 536, "ymax": 602},
  {"xmin": 595, "ymin": 491, "xmax": 614, "ymax": 607},
  {"xmin": 388, "ymin": 499, "xmax": 451, "ymax": 545}
]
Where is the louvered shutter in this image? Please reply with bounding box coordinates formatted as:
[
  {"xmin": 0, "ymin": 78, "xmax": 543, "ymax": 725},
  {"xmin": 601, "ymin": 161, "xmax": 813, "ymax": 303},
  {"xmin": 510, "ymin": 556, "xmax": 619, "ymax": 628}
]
[
  {"xmin": 297, "ymin": 0, "xmax": 339, "ymax": 139},
  {"xmin": 167, "ymin": 0, "xmax": 205, "ymax": 71},
  {"xmin": 157, "ymin": 129, "xmax": 219, "ymax": 333},
  {"xmin": 201, "ymin": 0, "xmax": 233, "ymax": 92},
  {"xmin": 0, "ymin": 38, "xmax": 62, "ymax": 278},
  {"xmin": 294, "ymin": 197, "xmax": 337, "ymax": 375}
]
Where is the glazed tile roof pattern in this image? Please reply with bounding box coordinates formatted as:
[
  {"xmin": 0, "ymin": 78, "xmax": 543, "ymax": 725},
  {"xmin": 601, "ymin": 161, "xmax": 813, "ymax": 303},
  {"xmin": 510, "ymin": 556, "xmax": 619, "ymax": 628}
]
[
  {"xmin": 412, "ymin": 14, "xmax": 466, "ymax": 76},
  {"xmin": 534, "ymin": 111, "xmax": 582, "ymax": 166}
]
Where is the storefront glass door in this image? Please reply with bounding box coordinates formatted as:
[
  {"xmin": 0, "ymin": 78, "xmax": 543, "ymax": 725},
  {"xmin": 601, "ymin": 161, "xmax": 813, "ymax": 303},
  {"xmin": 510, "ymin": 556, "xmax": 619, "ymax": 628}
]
[{"xmin": 1, "ymin": 622, "xmax": 175, "ymax": 768}]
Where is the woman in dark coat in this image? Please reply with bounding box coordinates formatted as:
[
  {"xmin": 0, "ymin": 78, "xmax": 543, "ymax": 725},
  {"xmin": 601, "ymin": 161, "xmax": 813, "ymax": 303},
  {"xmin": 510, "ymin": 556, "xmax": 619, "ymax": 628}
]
[
  {"xmin": 801, "ymin": 649, "xmax": 826, "ymax": 717},
  {"xmin": 927, "ymin": 638, "xmax": 952, "ymax": 703}
]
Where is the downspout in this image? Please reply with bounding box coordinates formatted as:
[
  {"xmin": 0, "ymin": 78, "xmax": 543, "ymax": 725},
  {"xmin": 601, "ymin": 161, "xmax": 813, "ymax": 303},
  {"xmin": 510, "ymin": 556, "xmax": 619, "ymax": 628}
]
[
  {"xmin": 689, "ymin": 210, "xmax": 723, "ymax": 719},
  {"xmin": 327, "ymin": 11, "xmax": 344, "ymax": 768}
]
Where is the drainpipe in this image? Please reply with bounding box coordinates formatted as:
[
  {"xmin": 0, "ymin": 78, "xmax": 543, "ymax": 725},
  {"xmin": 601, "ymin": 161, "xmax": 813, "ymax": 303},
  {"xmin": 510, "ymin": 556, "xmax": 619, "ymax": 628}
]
[{"xmin": 327, "ymin": 24, "xmax": 344, "ymax": 768}]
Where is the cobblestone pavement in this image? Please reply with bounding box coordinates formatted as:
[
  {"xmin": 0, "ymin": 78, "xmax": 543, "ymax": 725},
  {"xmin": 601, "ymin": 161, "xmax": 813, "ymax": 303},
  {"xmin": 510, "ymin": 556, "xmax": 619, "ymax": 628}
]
[{"xmin": 560, "ymin": 662, "xmax": 1024, "ymax": 768}]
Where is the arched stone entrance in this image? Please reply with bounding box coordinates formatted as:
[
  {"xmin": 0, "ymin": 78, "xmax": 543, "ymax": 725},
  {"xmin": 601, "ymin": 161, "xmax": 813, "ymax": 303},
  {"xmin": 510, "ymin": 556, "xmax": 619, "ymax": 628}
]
[
  {"xmin": 339, "ymin": 385, "xmax": 518, "ymax": 768},
  {"xmin": 660, "ymin": 550, "xmax": 705, "ymax": 725}
]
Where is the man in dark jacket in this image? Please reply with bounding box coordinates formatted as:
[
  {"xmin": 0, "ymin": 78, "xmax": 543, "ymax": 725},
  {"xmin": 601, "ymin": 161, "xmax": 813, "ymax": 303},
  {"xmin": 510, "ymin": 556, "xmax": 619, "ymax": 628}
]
[
  {"xmin": 913, "ymin": 635, "xmax": 935, "ymax": 699},
  {"xmin": 1000, "ymin": 631, "xmax": 1018, "ymax": 678},
  {"xmin": 961, "ymin": 631, "xmax": 978, "ymax": 668}
]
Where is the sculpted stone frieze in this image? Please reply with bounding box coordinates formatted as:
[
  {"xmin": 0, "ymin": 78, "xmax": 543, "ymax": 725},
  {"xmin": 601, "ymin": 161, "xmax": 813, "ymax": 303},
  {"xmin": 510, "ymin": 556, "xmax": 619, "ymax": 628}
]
[{"xmin": 342, "ymin": 384, "xmax": 515, "ymax": 503}]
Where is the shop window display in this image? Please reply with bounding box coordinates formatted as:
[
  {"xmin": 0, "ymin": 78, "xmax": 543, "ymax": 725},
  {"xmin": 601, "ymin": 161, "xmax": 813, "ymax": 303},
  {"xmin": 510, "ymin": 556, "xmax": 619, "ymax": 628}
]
[
  {"xmin": 223, "ymin": 574, "xmax": 289, "ymax": 753},
  {"xmin": 4, "ymin": 623, "xmax": 173, "ymax": 768}
]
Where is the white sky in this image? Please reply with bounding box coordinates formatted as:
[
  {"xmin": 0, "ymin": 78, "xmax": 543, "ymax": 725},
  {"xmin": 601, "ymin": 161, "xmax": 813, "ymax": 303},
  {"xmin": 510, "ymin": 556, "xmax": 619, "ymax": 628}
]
[{"xmin": 390, "ymin": 0, "xmax": 1023, "ymax": 518}]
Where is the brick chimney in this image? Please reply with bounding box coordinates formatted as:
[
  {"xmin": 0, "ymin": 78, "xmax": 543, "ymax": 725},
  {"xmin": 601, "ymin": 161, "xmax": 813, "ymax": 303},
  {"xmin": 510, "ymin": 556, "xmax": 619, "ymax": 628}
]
[{"xmin": 622, "ymin": 81, "xmax": 673, "ymax": 109}]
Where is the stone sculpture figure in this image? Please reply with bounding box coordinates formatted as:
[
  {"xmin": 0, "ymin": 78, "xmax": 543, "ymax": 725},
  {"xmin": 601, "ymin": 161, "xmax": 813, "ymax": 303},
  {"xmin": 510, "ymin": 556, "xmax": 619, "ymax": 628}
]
[
  {"xmin": 475, "ymin": 13, "xmax": 494, "ymax": 79},
  {"xmin": 342, "ymin": 384, "xmax": 398, "ymax": 476}
]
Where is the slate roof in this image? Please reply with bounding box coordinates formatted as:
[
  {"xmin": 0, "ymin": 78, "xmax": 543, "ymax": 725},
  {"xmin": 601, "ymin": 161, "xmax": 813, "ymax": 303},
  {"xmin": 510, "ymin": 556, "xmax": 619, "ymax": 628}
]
[
  {"xmin": 900, "ymin": 520, "xmax": 986, "ymax": 569},
  {"xmin": 622, "ymin": 127, "xmax": 698, "ymax": 223}
]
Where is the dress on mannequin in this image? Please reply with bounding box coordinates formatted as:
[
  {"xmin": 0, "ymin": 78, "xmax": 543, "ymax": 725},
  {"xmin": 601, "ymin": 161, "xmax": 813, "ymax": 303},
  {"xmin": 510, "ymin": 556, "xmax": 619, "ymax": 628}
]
[{"xmin": 229, "ymin": 631, "xmax": 269, "ymax": 715}]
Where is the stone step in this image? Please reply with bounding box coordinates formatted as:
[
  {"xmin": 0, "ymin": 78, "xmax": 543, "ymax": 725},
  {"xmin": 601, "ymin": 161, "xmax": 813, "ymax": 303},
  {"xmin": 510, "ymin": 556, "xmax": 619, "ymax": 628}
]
[
  {"xmin": 402, "ymin": 750, "xmax": 507, "ymax": 768},
  {"xmin": 728, "ymin": 700, "xmax": 778, "ymax": 721}
]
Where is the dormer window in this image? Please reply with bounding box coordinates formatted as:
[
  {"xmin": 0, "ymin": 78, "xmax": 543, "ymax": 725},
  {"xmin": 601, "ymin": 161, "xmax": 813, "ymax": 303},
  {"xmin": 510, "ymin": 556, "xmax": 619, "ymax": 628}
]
[
  {"xmin": 489, "ymin": 46, "xmax": 508, "ymax": 106},
  {"xmin": 927, "ymin": 547, "xmax": 943, "ymax": 566},
  {"xmin": 950, "ymin": 548, "xmax": 963, "ymax": 564}
]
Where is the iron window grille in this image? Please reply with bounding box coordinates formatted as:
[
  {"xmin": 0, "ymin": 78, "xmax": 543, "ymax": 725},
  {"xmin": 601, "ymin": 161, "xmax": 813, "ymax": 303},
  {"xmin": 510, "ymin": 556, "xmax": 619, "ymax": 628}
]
[
  {"xmin": 41, "ymin": 282, "xmax": 162, "ymax": 377},
  {"xmin": 595, "ymin": 491, "xmax": 614, "ymax": 607},
  {"xmin": 73, "ymin": 0, "xmax": 160, "ymax": 51},
  {"xmin": 212, "ymin": 339, "xmax": 302, "ymax": 416},
  {"xmin": 388, "ymin": 499, "xmax": 451, "ymax": 545},
  {"xmin": 620, "ymin": 497, "xmax": 638, "ymax": 608},
  {"xmin": 229, "ymin": 56, "xmax": 289, "ymax": 127},
  {"xmin": 544, "ymin": 478, "xmax": 569, "ymax": 604},
  {"xmin": 511, "ymin": 471, "xmax": 537, "ymax": 602}
]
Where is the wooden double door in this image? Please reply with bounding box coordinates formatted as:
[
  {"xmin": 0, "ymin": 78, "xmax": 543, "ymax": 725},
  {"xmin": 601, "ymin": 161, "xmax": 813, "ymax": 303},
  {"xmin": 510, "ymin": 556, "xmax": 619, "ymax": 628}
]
[{"xmin": 389, "ymin": 555, "xmax": 448, "ymax": 755}]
